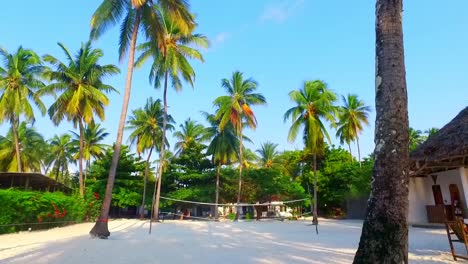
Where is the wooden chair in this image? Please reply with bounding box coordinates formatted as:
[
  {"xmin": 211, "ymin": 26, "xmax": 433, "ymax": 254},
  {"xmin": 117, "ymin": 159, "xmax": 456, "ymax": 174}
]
[{"xmin": 445, "ymin": 219, "xmax": 468, "ymax": 261}]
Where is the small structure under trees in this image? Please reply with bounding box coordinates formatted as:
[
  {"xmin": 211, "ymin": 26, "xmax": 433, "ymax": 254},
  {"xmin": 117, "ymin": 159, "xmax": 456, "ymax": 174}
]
[
  {"xmin": 0, "ymin": 172, "xmax": 71, "ymax": 193},
  {"xmin": 409, "ymin": 107, "xmax": 468, "ymax": 224}
]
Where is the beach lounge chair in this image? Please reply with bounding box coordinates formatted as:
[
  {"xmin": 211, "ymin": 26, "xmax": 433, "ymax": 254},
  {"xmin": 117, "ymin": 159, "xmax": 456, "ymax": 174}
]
[{"xmin": 445, "ymin": 219, "xmax": 468, "ymax": 261}]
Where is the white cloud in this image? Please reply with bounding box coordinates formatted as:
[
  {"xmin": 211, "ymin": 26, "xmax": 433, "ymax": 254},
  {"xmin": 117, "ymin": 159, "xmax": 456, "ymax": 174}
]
[
  {"xmin": 260, "ymin": 0, "xmax": 305, "ymax": 24},
  {"xmin": 213, "ymin": 32, "xmax": 231, "ymax": 45}
]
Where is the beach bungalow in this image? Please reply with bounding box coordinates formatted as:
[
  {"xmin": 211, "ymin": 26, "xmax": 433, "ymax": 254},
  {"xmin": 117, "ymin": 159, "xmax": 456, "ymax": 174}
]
[
  {"xmin": 0, "ymin": 172, "xmax": 71, "ymax": 193},
  {"xmin": 409, "ymin": 107, "xmax": 468, "ymax": 224}
]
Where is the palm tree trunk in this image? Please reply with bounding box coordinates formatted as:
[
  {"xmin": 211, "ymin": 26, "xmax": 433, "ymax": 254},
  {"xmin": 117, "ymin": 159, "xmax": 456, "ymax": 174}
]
[
  {"xmin": 151, "ymin": 70, "xmax": 169, "ymax": 227},
  {"xmin": 236, "ymin": 123, "xmax": 243, "ymax": 220},
  {"xmin": 89, "ymin": 9, "xmax": 141, "ymax": 239},
  {"xmin": 11, "ymin": 117, "xmax": 22, "ymax": 172},
  {"xmin": 348, "ymin": 143, "xmax": 353, "ymax": 162},
  {"xmin": 55, "ymin": 162, "xmax": 60, "ymax": 181},
  {"xmin": 356, "ymin": 136, "xmax": 362, "ymax": 168},
  {"xmin": 78, "ymin": 120, "xmax": 85, "ymax": 197},
  {"xmin": 353, "ymin": 0, "xmax": 409, "ymax": 262},
  {"xmin": 215, "ymin": 162, "xmax": 221, "ymax": 219},
  {"xmin": 140, "ymin": 148, "xmax": 153, "ymax": 219},
  {"xmin": 312, "ymin": 153, "xmax": 318, "ymax": 225}
]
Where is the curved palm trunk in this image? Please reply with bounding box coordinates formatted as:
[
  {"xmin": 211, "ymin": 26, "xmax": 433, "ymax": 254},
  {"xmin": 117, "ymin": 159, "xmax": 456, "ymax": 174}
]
[
  {"xmin": 11, "ymin": 117, "xmax": 22, "ymax": 172},
  {"xmin": 215, "ymin": 162, "xmax": 221, "ymax": 219},
  {"xmin": 312, "ymin": 153, "xmax": 318, "ymax": 225},
  {"xmin": 151, "ymin": 71, "xmax": 169, "ymax": 229},
  {"xmin": 353, "ymin": 0, "xmax": 408, "ymax": 262},
  {"xmin": 356, "ymin": 136, "xmax": 362, "ymax": 168},
  {"xmin": 140, "ymin": 148, "xmax": 153, "ymax": 219},
  {"xmin": 89, "ymin": 9, "xmax": 141, "ymax": 239},
  {"xmin": 235, "ymin": 123, "xmax": 243, "ymax": 220},
  {"xmin": 78, "ymin": 120, "xmax": 85, "ymax": 196}
]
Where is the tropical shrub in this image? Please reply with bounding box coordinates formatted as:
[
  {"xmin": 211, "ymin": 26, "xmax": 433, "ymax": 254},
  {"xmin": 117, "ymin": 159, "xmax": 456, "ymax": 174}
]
[{"xmin": 0, "ymin": 189, "xmax": 101, "ymax": 234}]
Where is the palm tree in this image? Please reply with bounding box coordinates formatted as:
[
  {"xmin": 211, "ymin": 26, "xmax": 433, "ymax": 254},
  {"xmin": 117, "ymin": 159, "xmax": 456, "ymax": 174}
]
[
  {"xmin": 174, "ymin": 118, "xmax": 209, "ymax": 155},
  {"xmin": 336, "ymin": 94, "xmax": 371, "ymax": 166},
  {"xmin": 409, "ymin": 127, "xmax": 425, "ymax": 151},
  {"xmin": 0, "ymin": 122, "xmax": 45, "ymax": 172},
  {"xmin": 49, "ymin": 134, "xmax": 74, "ymax": 182},
  {"xmin": 204, "ymin": 112, "xmax": 239, "ymax": 219},
  {"xmin": 42, "ymin": 41, "xmax": 119, "ymax": 197},
  {"xmin": 127, "ymin": 97, "xmax": 173, "ymax": 219},
  {"xmin": 135, "ymin": 7, "xmax": 208, "ymax": 221},
  {"xmin": 214, "ymin": 71, "xmax": 266, "ymax": 218},
  {"xmin": 256, "ymin": 141, "xmax": 279, "ymax": 168},
  {"xmin": 71, "ymin": 122, "xmax": 110, "ymax": 179},
  {"xmin": 0, "ymin": 46, "xmax": 46, "ymax": 172},
  {"xmin": 425, "ymin": 127, "xmax": 439, "ymax": 138},
  {"xmin": 89, "ymin": 0, "xmax": 194, "ymax": 238},
  {"xmin": 353, "ymin": 0, "xmax": 409, "ymax": 262},
  {"xmin": 284, "ymin": 80, "xmax": 337, "ymax": 225}
]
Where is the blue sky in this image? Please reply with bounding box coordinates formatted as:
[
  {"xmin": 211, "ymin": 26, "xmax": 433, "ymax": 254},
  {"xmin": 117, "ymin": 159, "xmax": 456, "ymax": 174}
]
[{"xmin": 1, "ymin": 0, "xmax": 467, "ymax": 162}]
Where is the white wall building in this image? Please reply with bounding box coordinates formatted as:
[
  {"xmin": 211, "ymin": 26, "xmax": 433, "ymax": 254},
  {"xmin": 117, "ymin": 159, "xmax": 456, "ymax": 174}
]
[{"xmin": 409, "ymin": 107, "xmax": 468, "ymax": 224}]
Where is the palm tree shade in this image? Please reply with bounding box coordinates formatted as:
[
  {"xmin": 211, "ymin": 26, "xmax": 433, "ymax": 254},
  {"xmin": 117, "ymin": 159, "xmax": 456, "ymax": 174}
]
[
  {"xmin": 214, "ymin": 71, "xmax": 266, "ymax": 218},
  {"xmin": 43, "ymin": 41, "xmax": 119, "ymax": 197},
  {"xmin": 284, "ymin": 80, "xmax": 337, "ymax": 225},
  {"xmin": 336, "ymin": 94, "xmax": 371, "ymax": 166},
  {"xmin": 0, "ymin": 46, "xmax": 46, "ymax": 172}
]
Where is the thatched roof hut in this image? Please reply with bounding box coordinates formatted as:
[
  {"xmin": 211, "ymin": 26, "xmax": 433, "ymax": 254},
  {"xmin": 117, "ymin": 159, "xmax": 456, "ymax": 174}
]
[{"xmin": 410, "ymin": 107, "xmax": 468, "ymax": 177}]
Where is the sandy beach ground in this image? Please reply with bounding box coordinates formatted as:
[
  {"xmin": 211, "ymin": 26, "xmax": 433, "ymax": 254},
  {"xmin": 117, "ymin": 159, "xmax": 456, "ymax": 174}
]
[{"xmin": 0, "ymin": 218, "xmax": 459, "ymax": 263}]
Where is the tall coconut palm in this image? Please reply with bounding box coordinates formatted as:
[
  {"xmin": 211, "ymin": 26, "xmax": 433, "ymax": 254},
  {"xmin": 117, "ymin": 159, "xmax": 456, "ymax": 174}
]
[
  {"xmin": 284, "ymin": 80, "xmax": 337, "ymax": 225},
  {"xmin": 127, "ymin": 97, "xmax": 173, "ymax": 219},
  {"xmin": 409, "ymin": 127, "xmax": 425, "ymax": 151},
  {"xmin": 204, "ymin": 112, "xmax": 239, "ymax": 219},
  {"xmin": 0, "ymin": 122, "xmax": 45, "ymax": 172},
  {"xmin": 49, "ymin": 134, "xmax": 74, "ymax": 182},
  {"xmin": 214, "ymin": 71, "xmax": 266, "ymax": 218},
  {"xmin": 0, "ymin": 47, "xmax": 46, "ymax": 172},
  {"xmin": 353, "ymin": 0, "xmax": 409, "ymax": 262},
  {"xmin": 71, "ymin": 122, "xmax": 110, "ymax": 176},
  {"xmin": 42, "ymin": 42, "xmax": 119, "ymax": 197},
  {"xmin": 135, "ymin": 7, "xmax": 208, "ymax": 222},
  {"xmin": 256, "ymin": 141, "xmax": 279, "ymax": 168},
  {"xmin": 336, "ymin": 94, "xmax": 371, "ymax": 166},
  {"xmin": 89, "ymin": 0, "xmax": 194, "ymax": 238},
  {"xmin": 173, "ymin": 118, "xmax": 209, "ymax": 155}
]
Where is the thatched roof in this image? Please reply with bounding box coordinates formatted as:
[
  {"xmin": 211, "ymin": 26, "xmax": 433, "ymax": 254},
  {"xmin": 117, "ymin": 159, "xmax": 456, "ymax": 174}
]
[
  {"xmin": 0, "ymin": 172, "xmax": 71, "ymax": 193},
  {"xmin": 410, "ymin": 107, "xmax": 468, "ymax": 176}
]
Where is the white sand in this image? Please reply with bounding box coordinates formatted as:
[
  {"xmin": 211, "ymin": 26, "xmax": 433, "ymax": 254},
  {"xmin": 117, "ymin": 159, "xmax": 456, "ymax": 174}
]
[{"xmin": 0, "ymin": 218, "xmax": 458, "ymax": 263}]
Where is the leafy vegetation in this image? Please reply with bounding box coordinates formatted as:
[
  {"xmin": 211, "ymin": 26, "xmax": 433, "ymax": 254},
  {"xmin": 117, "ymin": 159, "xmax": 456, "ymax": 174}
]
[{"xmin": 0, "ymin": 189, "xmax": 101, "ymax": 234}]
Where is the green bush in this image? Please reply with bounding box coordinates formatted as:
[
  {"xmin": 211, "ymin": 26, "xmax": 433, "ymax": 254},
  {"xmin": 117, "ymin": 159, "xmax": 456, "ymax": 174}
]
[
  {"xmin": 0, "ymin": 189, "xmax": 102, "ymax": 234},
  {"xmin": 245, "ymin": 212, "xmax": 253, "ymax": 220},
  {"xmin": 228, "ymin": 212, "xmax": 236, "ymax": 220}
]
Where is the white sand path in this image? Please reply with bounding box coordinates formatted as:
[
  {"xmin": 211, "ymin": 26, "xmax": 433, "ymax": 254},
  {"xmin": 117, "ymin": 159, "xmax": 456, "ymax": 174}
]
[{"xmin": 0, "ymin": 218, "xmax": 459, "ymax": 263}]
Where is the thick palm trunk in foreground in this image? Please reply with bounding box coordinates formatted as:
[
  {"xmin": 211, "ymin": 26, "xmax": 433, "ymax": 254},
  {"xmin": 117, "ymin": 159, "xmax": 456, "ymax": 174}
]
[
  {"xmin": 90, "ymin": 10, "xmax": 141, "ymax": 239},
  {"xmin": 152, "ymin": 71, "xmax": 169, "ymax": 223},
  {"xmin": 353, "ymin": 0, "xmax": 409, "ymax": 262},
  {"xmin": 11, "ymin": 117, "xmax": 22, "ymax": 173}
]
